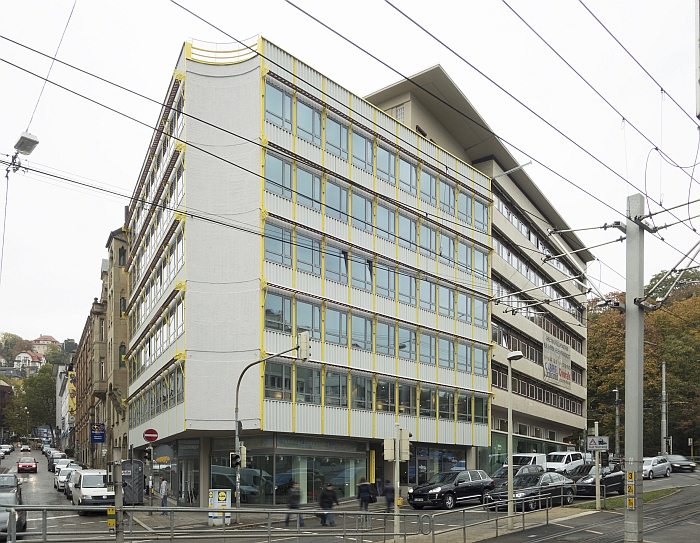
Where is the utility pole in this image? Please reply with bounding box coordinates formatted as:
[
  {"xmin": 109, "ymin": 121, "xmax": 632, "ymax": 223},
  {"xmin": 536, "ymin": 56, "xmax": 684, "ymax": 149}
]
[
  {"xmin": 625, "ymin": 193, "xmax": 645, "ymax": 543},
  {"xmin": 393, "ymin": 423, "xmax": 400, "ymax": 543},
  {"xmin": 661, "ymin": 360, "xmax": 667, "ymax": 455},
  {"xmin": 114, "ymin": 447, "xmax": 124, "ymax": 543},
  {"xmin": 614, "ymin": 388, "xmax": 621, "ymax": 457},
  {"xmin": 595, "ymin": 422, "xmax": 601, "ymax": 511}
]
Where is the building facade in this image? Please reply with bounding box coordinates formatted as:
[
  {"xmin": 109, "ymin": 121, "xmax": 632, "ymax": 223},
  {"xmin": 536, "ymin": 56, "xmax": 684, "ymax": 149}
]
[
  {"xmin": 32, "ymin": 334, "xmax": 60, "ymax": 356},
  {"xmin": 124, "ymin": 38, "xmax": 587, "ymax": 507},
  {"xmin": 0, "ymin": 379, "xmax": 12, "ymax": 442},
  {"xmin": 14, "ymin": 350, "xmax": 44, "ymax": 375}
]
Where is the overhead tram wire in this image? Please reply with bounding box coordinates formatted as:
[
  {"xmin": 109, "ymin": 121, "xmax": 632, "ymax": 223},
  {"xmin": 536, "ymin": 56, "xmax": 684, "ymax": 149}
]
[{"xmin": 383, "ymin": 0, "xmax": 700, "ymax": 236}]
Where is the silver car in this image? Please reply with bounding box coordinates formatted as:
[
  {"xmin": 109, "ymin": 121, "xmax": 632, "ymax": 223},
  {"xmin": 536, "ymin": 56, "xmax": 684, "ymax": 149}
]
[{"xmin": 643, "ymin": 456, "xmax": 671, "ymax": 479}]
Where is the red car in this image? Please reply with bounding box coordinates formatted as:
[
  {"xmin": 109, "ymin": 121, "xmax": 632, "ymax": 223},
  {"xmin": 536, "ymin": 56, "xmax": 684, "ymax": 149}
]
[{"xmin": 18, "ymin": 457, "xmax": 38, "ymax": 473}]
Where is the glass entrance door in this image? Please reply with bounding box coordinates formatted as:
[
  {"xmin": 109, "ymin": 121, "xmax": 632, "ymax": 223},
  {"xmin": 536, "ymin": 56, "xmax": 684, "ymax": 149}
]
[{"xmin": 178, "ymin": 458, "xmax": 199, "ymax": 506}]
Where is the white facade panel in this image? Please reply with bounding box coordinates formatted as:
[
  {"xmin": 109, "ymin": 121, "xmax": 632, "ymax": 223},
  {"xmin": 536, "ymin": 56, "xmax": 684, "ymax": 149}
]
[
  {"xmin": 437, "ymin": 262, "xmax": 453, "ymax": 281},
  {"xmin": 437, "ymin": 315, "xmax": 453, "ymax": 334},
  {"xmin": 398, "ymin": 414, "xmax": 415, "ymax": 434},
  {"xmin": 474, "ymin": 375, "xmax": 489, "ymax": 393},
  {"xmin": 438, "ymin": 420, "xmax": 454, "ymax": 443},
  {"xmin": 265, "ymin": 122, "xmax": 294, "ymax": 151},
  {"xmin": 419, "ymin": 308, "xmax": 435, "ymax": 328},
  {"xmin": 398, "ymin": 246, "xmax": 417, "ymax": 267},
  {"xmin": 325, "ymin": 216, "xmax": 348, "ymax": 240},
  {"xmin": 456, "ymin": 421, "xmax": 472, "ymax": 445},
  {"xmin": 419, "ymin": 254, "xmax": 436, "ymax": 272},
  {"xmin": 419, "ymin": 363, "xmax": 435, "ymax": 382},
  {"xmin": 398, "ymin": 188, "xmax": 418, "ymax": 209},
  {"xmin": 324, "ymin": 406, "xmax": 348, "ymax": 436},
  {"xmin": 419, "ymin": 417, "xmax": 435, "ymax": 442},
  {"xmin": 376, "ymin": 295, "xmax": 396, "ymax": 318},
  {"xmin": 325, "ymin": 343, "xmax": 348, "ymax": 366},
  {"xmin": 351, "ymin": 227, "xmax": 373, "ymax": 249},
  {"xmin": 296, "ymin": 271, "xmax": 323, "ymax": 297},
  {"xmin": 437, "ymin": 367, "xmax": 454, "ymax": 385},
  {"xmin": 474, "ymin": 231, "xmax": 489, "ymax": 246},
  {"xmin": 296, "ymin": 205, "xmax": 323, "ymax": 232},
  {"xmin": 296, "ymin": 64, "xmax": 324, "ymax": 100},
  {"xmin": 324, "ymin": 279, "xmax": 348, "ymax": 304},
  {"xmin": 264, "ymin": 399, "xmax": 291, "ymax": 432},
  {"xmin": 474, "ymin": 423, "xmax": 488, "ymax": 446},
  {"xmin": 455, "ymin": 371, "xmax": 472, "ymax": 389},
  {"xmin": 455, "ymin": 321, "xmax": 471, "ymax": 340},
  {"xmin": 473, "ymin": 327, "xmax": 489, "ymax": 344},
  {"xmin": 376, "ymin": 238, "xmax": 395, "ymax": 258},
  {"xmin": 351, "ymin": 350, "xmax": 372, "ymax": 372},
  {"xmin": 398, "ymin": 358, "xmax": 416, "ymax": 379},
  {"xmin": 324, "ymin": 152, "xmax": 349, "ymax": 176},
  {"xmin": 296, "ymin": 403, "xmax": 322, "ymax": 434},
  {"xmin": 296, "ymin": 137, "xmax": 323, "ymax": 165},
  {"xmin": 265, "ymin": 330, "xmax": 294, "ymax": 354},
  {"xmin": 350, "ymin": 409, "xmax": 372, "ymax": 438},
  {"xmin": 265, "ymin": 191, "xmax": 293, "ymax": 217},
  {"xmin": 377, "ymin": 180, "xmax": 396, "ymax": 199},
  {"xmin": 375, "ymin": 411, "xmax": 395, "ymax": 438},
  {"xmin": 350, "ymin": 288, "xmax": 372, "ymax": 313},
  {"xmin": 264, "ymin": 261, "xmax": 292, "ymax": 286},
  {"xmin": 398, "ymin": 302, "xmax": 416, "ymax": 322},
  {"xmin": 375, "ymin": 354, "xmax": 395, "ymax": 375}
]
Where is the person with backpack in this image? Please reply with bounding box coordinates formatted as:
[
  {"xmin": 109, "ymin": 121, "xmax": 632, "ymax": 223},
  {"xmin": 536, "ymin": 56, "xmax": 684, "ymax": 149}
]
[
  {"xmin": 318, "ymin": 483, "xmax": 339, "ymax": 527},
  {"xmin": 285, "ymin": 482, "xmax": 304, "ymax": 527}
]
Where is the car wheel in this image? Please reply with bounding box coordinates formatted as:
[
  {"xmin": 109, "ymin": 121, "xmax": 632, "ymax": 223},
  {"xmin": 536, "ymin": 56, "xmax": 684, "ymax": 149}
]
[
  {"xmin": 443, "ymin": 493, "xmax": 456, "ymax": 510},
  {"xmin": 648, "ymin": 470, "xmax": 654, "ymax": 479},
  {"xmin": 410, "ymin": 505, "xmax": 423, "ymax": 510},
  {"xmin": 525, "ymin": 499, "xmax": 537, "ymax": 512},
  {"xmin": 665, "ymin": 468, "xmax": 670, "ymax": 478},
  {"xmin": 563, "ymin": 489, "xmax": 574, "ymax": 506}
]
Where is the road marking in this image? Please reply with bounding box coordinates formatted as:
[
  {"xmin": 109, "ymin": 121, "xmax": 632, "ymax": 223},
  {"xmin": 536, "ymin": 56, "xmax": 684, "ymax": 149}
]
[
  {"xmin": 586, "ymin": 530, "xmax": 603, "ymax": 534},
  {"xmin": 552, "ymin": 524, "xmax": 574, "ymax": 528},
  {"xmin": 27, "ymin": 515, "xmax": 77, "ymax": 521}
]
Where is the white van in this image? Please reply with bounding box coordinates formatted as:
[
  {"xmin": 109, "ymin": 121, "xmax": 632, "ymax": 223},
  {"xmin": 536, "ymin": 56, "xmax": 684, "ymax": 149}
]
[
  {"xmin": 504, "ymin": 453, "xmax": 547, "ymax": 470},
  {"xmin": 71, "ymin": 469, "xmax": 114, "ymax": 513},
  {"xmin": 546, "ymin": 451, "xmax": 585, "ymax": 474}
]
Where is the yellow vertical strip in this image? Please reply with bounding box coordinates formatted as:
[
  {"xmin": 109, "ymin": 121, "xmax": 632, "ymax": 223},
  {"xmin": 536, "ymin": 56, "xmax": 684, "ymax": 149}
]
[{"xmin": 369, "ymin": 450, "xmax": 376, "ymax": 484}]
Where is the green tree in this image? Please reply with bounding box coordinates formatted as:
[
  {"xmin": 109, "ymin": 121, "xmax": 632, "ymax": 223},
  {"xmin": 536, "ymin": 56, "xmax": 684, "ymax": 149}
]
[
  {"xmin": 0, "ymin": 333, "xmax": 33, "ymax": 362},
  {"xmin": 10, "ymin": 365, "xmax": 57, "ymax": 443},
  {"xmin": 44, "ymin": 344, "xmax": 68, "ymax": 366}
]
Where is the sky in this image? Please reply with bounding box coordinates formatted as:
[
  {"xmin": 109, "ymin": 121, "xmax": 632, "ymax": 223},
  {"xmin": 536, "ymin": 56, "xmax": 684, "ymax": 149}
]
[{"xmin": 0, "ymin": 0, "xmax": 698, "ymax": 342}]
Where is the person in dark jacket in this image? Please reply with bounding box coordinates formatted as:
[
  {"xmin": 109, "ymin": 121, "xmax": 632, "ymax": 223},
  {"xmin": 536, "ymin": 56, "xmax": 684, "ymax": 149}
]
[
  {"xmin": 357, "ymin": 477, "xmax": 373, "ymax": 511},
  {"xmin": 318, "ymin": 483, "xmax": 339, "ymax": 526},
  {"xmin": 384, "ymin": 480, "xmax": 395, "ymax": 513},
  {"xmin": 285, "ymin": 482, "xmax": 304, "ymax": 527}
]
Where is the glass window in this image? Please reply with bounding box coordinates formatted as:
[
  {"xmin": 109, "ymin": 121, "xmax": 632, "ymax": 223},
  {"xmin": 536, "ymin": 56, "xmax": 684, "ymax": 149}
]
[
  {"xmin": 265, "ymin": 224, "xmax": 292, "ymax": 266},
  {"xmin": 326, "ymin": 181, "xmax": 348, "ymax": 222},
  {"xmin": 325, "ymin": 371, "xmax": 348, "ymax": 407},
  {"xmin": 325, "ymin": 246, "xmax": 348, "ymax": 284},
  {"xmin": 352, "ymin": 193, "xmax": 373, "ymax": 232},
  {"xmin": 296, "ymin": 300, "xmax": 322, "ymax": 340},
  {"xmin": 420, "ymin": 279, "xmax": 436, "ymax": 311},
  {"xmin": 326, "ymin": 117, "xmax": 348, "ymax": 159},
  {"xmin": 266, "ymin": 153, "xmax": 292, "ymax": 198},
  {"xmin": 398, "ymin": 274, "xmax": 416, "ymax": 305},
  {"xmin": 351, "ymin": 258, "xmax": 372, "ymax": 291},
  {"xmin": 457, "ymin": 292, "xmax": 471, "ymax": 322},
  {"xmin": 265, "ymin": 83, "xmax": 292, "ymax": 130},
  {"xmin": 297, "ymin": 168, "xmax": 322, "ymax": 210},
  {"xmin": 440, "ymin": 182, "xmax": 455, "ymax": 214},
  {"xmin": 457, "ymin": 343, "xmax": 471, "ymax": 372},
  {"xmin": 265, "ymin": 362, "xmax": 291, "ymax": 400},
  {"xmin": 438, "ymin": 285, "xmax": 454, "ymax": 317},
  {"xmin": 376, "ymin": 321, "xmax": 395, "ymax": 356},
  {"xmin": 474, "ymin": 347, "xmax": 488, "ymax": 376},
  {"xmin": 376, "ymin": 204, "xmax": 396, "ymax": 240},
  {"xmin": 398, "ymin": 215, "xmax": 417, "ymax": 250},
  {"xmin": 376, "ymin": 380, "xmax": 395, "ymax": 412},
  {"xmin": 475, "ymin": 249, "xmax": 488, "ymax": 279},
  {"xmin": 325, "ymin": 308, "xmax": 348, "ymax": 345},
  {"xmin": 474, "ymin": 298, "xmax": 488, "ymax": 328},
  {"xmin": 457, "ymin": 392, "xmax": 471, "ymax": 421},
  {"xmin": 297, "ymin": 234, "xmax": 321, "ymax": 275},
  {"xmin": 420, "ymin": 333, "xmax": 436, "ymax": 365},
  {"xmin": 420, "ymin": 224, "xmax": 436, "ymax": 257},
  {"xmin": 475, "ymin": 199, "xmax": 488, "ymax": 231},
  {"xmin": 376, "ymin": 263, "xmax": 396, "ymax": 299},
  {"xmin": 376, "ymin": 146, "xmax": 396, "ymax": 184},
  {"xmin": 351, "ymin": 314, "xmax": 373, "ymax": 351},
  {"xmin": 438, "ymin": 338, "xmax": 454, "ymax": 368},
  {"xmin": 352, "ymin": 131, "xmax": 373, "ymax": 172},
  {"xmin": 474, "ymin": 396, "xmax": 487, "ymax": 423},
  {"xmin": 458, "ymin": 191, "xmax": 472, "ymax": 223},
  {"xmin": 457, "ymin": 242, "xmax": 472, "ymax": 271},
  {"xmin": 296, "ymin": 366, "xmax": 321, "ymax": 404},
  {"xmin": 440, "ymin": 233, "xmax": 454, "ymax": 264},
  {"xmin": 265, "ymin": 293, "xmax": 291, "ymax": 332},
  {"xmin": 351, "ymin": 376, "xmax": 372, "ymax": 409},
  {"xmin": 419, "ymin": 387, "xmax": 436, "ymax": 417},
  {"xmin": 399, "ymin": 158, "xmax": 417, "ymax": 194},
  {"xmin": 398, "ymin": 327, "xmax": 416, "ymax": 360},
  {"xmin": 398, "ymin": 383, "xmax": 416, "ymax": 415},
  {"xmin": 438, "ymin": 390, "xmax": 454, "ymax": 419},
  {"xmin": 420, "ymin": 171, "xmax": 437, "ymax": 206},
  {"xmin": 297, "ymin": 100, "xmax": 321, "ymax": 145}
]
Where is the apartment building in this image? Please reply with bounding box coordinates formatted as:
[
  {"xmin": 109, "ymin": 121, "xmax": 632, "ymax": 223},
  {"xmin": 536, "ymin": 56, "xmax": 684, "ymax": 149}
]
[{"xmin": 124, "ymin": 38, "xmax": 588, "ymax": 507}]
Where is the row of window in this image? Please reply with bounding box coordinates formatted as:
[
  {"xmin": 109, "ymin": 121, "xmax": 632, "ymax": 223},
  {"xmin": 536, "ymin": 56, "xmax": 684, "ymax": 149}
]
[
  {"xmin": 128, "ymin": 364, "xmax": 185, "ymax": 428},
  {"xmin": 128, "ymin": 295, "xmax": 185, "ymax": 384},
  {"xmin": 265, "ymin": 85, "xmax": 489, "ymax": 229},
  {"xmin": 492, "ymin": 321, "xmax": 544, "ymax": 366},
  {"xmin": 492, "ymin": 278, "xmax": 583, "ymax": 354},
  {"xmin": 494, "ymin": 194, "xmax": 584, "ymax": 290},
  {"xmin": 493, "ymin": 235, "xmax": 583, "ymax": 323},
  {"xmin": 265, "ymin": 292, "xmax": 489, "ymax": 372},
  {"xmin": 492, "ymin": 366, "xmax": 584, "ymax": 416},
  {"xmin": 129, "ymin": 230, "xmax": 184, "ymax": 333},
  {"xmin": 265, "ymin": 361, "xmax": 488, "ymax": 422}
]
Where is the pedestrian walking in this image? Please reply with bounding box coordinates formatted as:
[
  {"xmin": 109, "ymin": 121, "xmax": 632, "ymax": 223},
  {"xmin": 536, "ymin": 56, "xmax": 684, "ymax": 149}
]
[
  {"xmin": 318, "ymin": 483, "xmax": 339, "ymax": 527},
  {"xmin": 159, "ymin": 477, "xmax": 169, "ymax": 515},
  {"xmin": 384, "ymin": 480, "xmax": 395, "ymax": 513},
  {"xmin": 357, "ymin": 477, "xmax": 373, "ymax": 511},
  {"xmin": 285, "ymin": 482, "xmax": 304, "ymax": 527}
]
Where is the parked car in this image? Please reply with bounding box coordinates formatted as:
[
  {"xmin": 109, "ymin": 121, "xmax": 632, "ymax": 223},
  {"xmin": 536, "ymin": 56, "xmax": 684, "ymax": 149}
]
[
  {"xmin": 0, "ymin": 492, "xmax": 26, "ymax": 535},
  {"xmin": 17, "ymin": 457, "xmax": 38, "ymax": 473},
  {"xmin": 484, "ymin": 472, "xmax": 575, "ymax": 511},
  {"xmin": 0, "ymin": 450, "xmax": 5, "ymax": 460},
  {"xmin": 569, "ymin": 463, "xmax": 624, "ymax": 496},
  {"xmin": 0, "ymin": 445, "xmax": 12, "ymax": 456},
  {"xmin": 64, "ymin": 470, "xmax": 76, "ymax": 500},
  {"xmin": 407, "ymin": 470, "xmax": 495, "ymax": 510},
  {"xmin": 546, "ymin": 451, "xmax": 585, "ymax": 475},
  {"xmin": 52, "ymin": 458, "xmax": 74, "ymax": 474},
  {"xmin": 643, "ymin": 457, "xmax": 671, "ymax": 479},
  {"xmin": 491, "ymin": 464, "xmax": 544, "ymax": 487},
  {"xmin": 666, "ymin": 455, "xmax": 697, "ymax": 473},
  {"xmin": 48, "ymin": 452, "xmax": 67, "ymax": 472},
  {"xmin": 0, "ymin": 474, "xmax": 22, "ymax": 503},
  {"xmin": 504, "ymin": 453, "xmax": 547, "ymax": 470},
  {"xmin": 72, "ymin": 470, "xmax": 115, "ymax": 514},
  {"xmin": 54, "ymin": 466, "xmax": 79, "ymax": 491},
  {"xmin": 20, "ymin": 445, "xmax": 30, "ymax": 453},
  {"xmin": 450, "ymin": 461, "xmax": 466, "ymax": 471}
]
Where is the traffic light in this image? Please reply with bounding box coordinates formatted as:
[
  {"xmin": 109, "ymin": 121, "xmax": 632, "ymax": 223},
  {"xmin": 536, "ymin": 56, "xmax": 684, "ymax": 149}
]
[
  {"xmin": 144, "ymin": 448, "xmax": 152, "ymax": 461},
  {"xmin": 240, "ymin": 445, "xmax": 247, "ymax": 468},
  {"xmin": 298, "ymin": 331, "xmax": 310, "ymax": 361},
  {"xmin": 601, "ymin": 451, "xmax": 609, "ymax": 467},
  {"xmin": 231, "ymin": 452, "xmax": 241, "ymax": 468}
]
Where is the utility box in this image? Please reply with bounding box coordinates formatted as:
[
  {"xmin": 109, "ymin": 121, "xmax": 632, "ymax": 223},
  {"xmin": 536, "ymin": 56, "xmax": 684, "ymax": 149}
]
[
  {"xmin": 208, "ymin": 488, "xmax": 232, "ymax": 526},
  {"xmin": 122, "ymin": 460, "xmax": 144, "ymax": 505}
]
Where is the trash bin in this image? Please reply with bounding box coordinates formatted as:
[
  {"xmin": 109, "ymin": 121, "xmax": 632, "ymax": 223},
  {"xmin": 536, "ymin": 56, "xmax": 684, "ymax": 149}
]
[{"xmin": 208, "ymin": 488, "xmax": 231, "ymax": 526}]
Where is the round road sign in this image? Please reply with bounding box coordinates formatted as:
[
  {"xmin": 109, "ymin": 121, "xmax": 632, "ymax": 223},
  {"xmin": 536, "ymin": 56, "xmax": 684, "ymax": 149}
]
[{"xmin": 143, "ymin": 428, "xmax": 158, "ymax": 443}]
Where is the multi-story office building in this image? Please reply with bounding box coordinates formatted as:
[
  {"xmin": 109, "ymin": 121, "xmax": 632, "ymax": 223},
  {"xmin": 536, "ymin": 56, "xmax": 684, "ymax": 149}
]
[{"xmin": 124, "ymin": 38, "xmax": 588, "ymax": 507}]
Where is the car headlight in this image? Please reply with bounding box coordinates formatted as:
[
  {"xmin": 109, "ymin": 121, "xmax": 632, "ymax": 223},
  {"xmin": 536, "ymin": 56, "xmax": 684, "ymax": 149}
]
[
  {"xmin": 691, "ymin": 463, "xmax": 697, "ymax": 467},
  {"xmin": 514, "ymin": 492, "xmax": 525, "ymax": 498},
  {"xmin": 672, "ymin": 464, "xmax": 680, "ymax": 467},
  {"xmin": 408, "ymin": 488, "xmax": 413, "ymax": 493},
  {"xmin": 428, "ymin": 487, "xmax": 441, "ymax": 493}
]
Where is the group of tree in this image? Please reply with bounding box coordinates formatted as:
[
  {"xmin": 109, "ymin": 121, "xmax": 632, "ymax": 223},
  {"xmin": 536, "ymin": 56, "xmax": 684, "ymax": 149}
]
[
  {"xmin": 587, "ymin": 269, "xmax": 700, "ymax": 457},
  {"xmin": 4, "ymin": 364, "xmax": 57, "ymax": 443},
  {"xmin": 0, "ymin": 333, "xmax": 34, "ymax": 364}
]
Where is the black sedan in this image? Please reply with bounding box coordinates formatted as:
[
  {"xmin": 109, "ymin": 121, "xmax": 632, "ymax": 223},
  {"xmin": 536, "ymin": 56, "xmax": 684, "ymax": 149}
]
[
  {"xmin": 666, "ymin": 455, "xmax": 697, "ymax": 473},
  {"xmin": 407, "ymin": 470, "xmax": 495, "ymax": 510},
  {"xmin": 569, "ymin": 463, "xmax": 624, "ymax": 497},
  {"xmin": 484, "ymin": 472, "xmax": 575, "ymax": 511}
]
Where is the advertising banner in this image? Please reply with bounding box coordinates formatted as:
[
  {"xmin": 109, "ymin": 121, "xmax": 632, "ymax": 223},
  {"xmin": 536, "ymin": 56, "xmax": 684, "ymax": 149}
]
[
  {"xmin": 67, "ymin": 371, "xmax": 77, "ymax": 428},
  {"xmin": 542, "ymin": 332, "xmax": 572, "ymax": 390}
]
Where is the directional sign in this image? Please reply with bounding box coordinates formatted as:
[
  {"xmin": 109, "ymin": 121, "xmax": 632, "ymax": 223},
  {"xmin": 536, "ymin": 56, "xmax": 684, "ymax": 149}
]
[
  {"xmin": 143, "ymin": 428, "xmax": 159, "ymax": 443},
  {"xmin": 587, "ymin": 436, "xmax": 609, "ymax": 451}
]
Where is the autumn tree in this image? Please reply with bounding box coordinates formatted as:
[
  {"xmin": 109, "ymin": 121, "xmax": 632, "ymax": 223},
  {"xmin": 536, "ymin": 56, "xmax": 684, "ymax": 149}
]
[
  {"xmin": 0, "ymin": 333, "xmax": 33, "ymax": 362},
  {"xmin": 7, "ymin": 365, "xmax": 57, "ymax": 443}
]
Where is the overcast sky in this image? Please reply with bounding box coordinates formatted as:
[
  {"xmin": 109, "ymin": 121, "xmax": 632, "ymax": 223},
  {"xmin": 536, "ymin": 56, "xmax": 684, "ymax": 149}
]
[{"xmin": 0, "ymin": 0, "xmax": 697, "ymax": 342}]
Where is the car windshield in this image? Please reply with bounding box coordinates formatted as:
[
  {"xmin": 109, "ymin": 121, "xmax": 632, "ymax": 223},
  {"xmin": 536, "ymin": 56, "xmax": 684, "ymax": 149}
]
[
  {"xmin": 570, "ymin": 465, "xmax": 594, "ymax": 477},
  {"xmin": 512, "ymin": 474, "xmax": 542, "ymax": 488},
  {"xmin": 59, "ymin": 467, "xmax": 76, "ymax": 477},
  {"xmin": 547, "ymin": 454, "xmax": 567, "ymax": 463},
  {"xmin": 0, "ymin": 495, "xmax": 18, "ymax": 511},
  {"xmin": 666, "ymin": 455, "xmax": 688, "ymax": 462},
  {"xmin": 426, "ymin": 472, "xmax": 458, "ymax": 484},
  {"xmin": 0, "ymin": 475, "xmax": 16, "ymax": 487},
  {"xmin": 492, "ymin": 467, "xmax": 508, "ymax": 478},
  {"xmin": 643, "ymin": 459, "xmax": 653, "ymax": 466},
  {"xmin": 82, "ymin": 475, "xmax": 107, "ymax": 488},
  {"xmin": 511, "ymin": 456, "xmax": 534, "ymax": 466},
  {"xmin": 19, "ymin": 457, "xmax": 34, "ymax": 463}
]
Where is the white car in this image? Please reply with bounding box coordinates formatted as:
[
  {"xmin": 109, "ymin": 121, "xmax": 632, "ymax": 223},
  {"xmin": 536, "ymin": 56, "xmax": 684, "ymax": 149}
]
[
  {"xmin": 643, "ymin": 456, "xmax": 671, "ymax": 479},
  {"xmin": 20, "ymin": 445, "xmax": 30, "ymax": 452},
  {"xmin": 546, "ymin": 451, "xmax": 585, "ymax": 474},
  {"xmin": 54, "ymin": 466, "xmax": 79, "ymax": 491},
  {"xmin": 71, "ymin": 470, "xmax": 114, "ymax": 514}
]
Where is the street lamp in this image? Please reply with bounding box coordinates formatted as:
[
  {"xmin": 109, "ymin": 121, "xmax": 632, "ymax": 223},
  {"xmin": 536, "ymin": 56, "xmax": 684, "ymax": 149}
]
[{"xmin": 506, "ymin": 350, "xmax": 523, "ymax": 530}]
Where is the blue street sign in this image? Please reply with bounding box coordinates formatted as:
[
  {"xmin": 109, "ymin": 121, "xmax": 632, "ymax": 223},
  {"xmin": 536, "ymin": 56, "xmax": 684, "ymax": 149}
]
[{"xmin": 90, "ymin": 422, "xmax": 106, "ymax": 443}]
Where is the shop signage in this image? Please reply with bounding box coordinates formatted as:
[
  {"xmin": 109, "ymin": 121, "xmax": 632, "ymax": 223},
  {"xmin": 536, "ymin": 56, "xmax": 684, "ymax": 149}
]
[
  {"xmin": 542, "ymin": 333, "xmax": 572, "ymax": 390},
  {"xmin": 90, "ymin": 423, "xmax": 106, "ymax": 443},
  {"xmin": 277, "ymin": 435, "xmax": 358, "ymax": 453}
]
